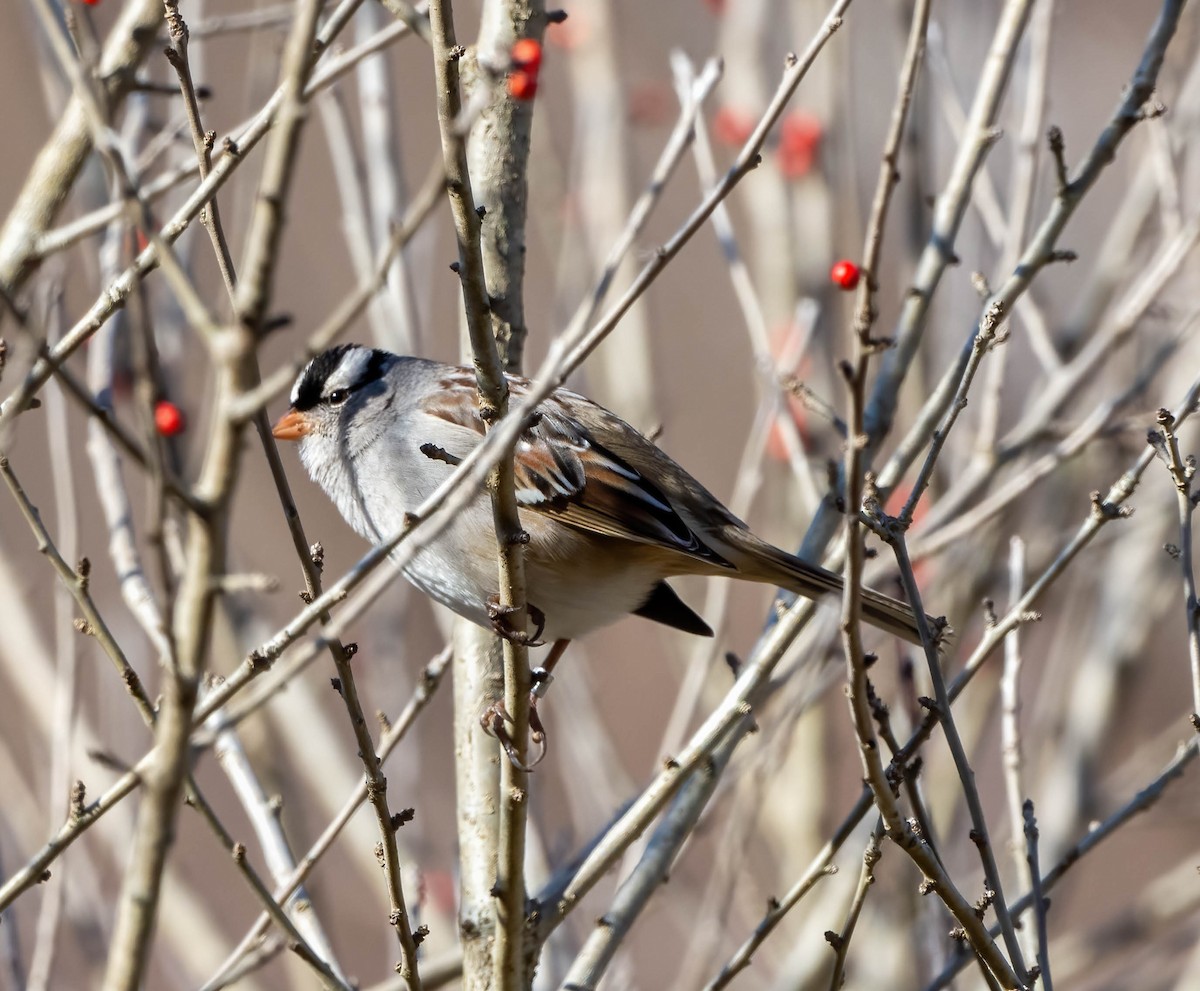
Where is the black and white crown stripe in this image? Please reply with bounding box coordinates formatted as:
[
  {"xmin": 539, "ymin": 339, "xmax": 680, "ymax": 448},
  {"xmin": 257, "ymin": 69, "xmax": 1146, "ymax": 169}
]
[{"xmin": 291, "ymin": 344, "xmax": 389, "ymax": 412}]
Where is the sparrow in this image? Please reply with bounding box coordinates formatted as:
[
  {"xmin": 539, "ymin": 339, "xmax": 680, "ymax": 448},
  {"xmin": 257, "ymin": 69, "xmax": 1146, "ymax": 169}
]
[{"xmin": 272, "ymin": 344, "xmax": 928, "ymax": 651}]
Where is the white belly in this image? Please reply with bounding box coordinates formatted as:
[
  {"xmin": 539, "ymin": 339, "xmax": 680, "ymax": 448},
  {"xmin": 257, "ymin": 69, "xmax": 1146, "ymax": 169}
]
[
  {"xmin": 393, "ymin": 502, "xmax": 663, "ymax": 643},
  {"xmin": 306, "ymin": 428, "xmax": 663, "ymax": 644}
]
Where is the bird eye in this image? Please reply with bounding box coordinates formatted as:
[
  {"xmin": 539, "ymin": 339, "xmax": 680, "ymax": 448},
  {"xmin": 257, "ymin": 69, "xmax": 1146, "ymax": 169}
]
[{"xmin": 327, "ymin": 388, "xmax": 350, "ymax": 406}]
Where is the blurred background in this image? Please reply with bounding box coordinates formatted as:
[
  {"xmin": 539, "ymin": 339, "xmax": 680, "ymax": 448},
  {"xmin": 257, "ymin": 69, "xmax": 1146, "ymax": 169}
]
[{"xmin": 2, "ymin": 1, "xmax": 1199, "ymax": 989}]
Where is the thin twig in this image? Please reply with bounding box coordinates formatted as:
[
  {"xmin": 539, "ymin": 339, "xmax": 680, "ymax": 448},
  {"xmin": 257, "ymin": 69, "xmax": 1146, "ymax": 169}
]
[
  {"xmin": 25, "ymin": 341, "xmax": 79, "ymax": 991},
  {"xmin": 229, "ymin": 158, "xmax": 446, "ymax": 420},
  {"xmin": 200, "ymin": 647, "xmax": 450, "ymax": 990},
  {"xmin": 1000, "ymin": 537, "xmax": 1036, "ymax": 967},
  {"xmin": 28, "ymin": 6, "xmax": 428, "ymax": 263},
  {"xmin": 861, "ymin": 0, "xmax": 1037, "ymax": 453},
  {"xmin": 162, "ymin": 0, "xmax": 238, "ymax": 300},
  {"xmin": 837, "ymin": 0, "xmax": 1018, "ymax": 983},
  {"xmin": 704, "ymin": 790, "xmax": 870, "ymax": 990},
  {"xmin": 0, "ymin": 457, "xmax": 155, "ymax": 724},
  {"xmin": 326, "ymin": 637, "xmax": 423, "ymax": 982},
  {"xmin": 2, "ymin": 440, "xmax": 346, "ymax": 989},
  {"xmin": 907, "ymin": 313, "xmax": 1194, "ymax": 563},
  {"xmin": 872, "ymin": 0, "xmax": 1189, "ymax": 524},
  {"xmin": 977, "ymin": 0, "xmax": 1060, "ymax": 447},
  {"xmin": 826, "ymin": 819, "xmax": 885, "ymax": 991},
  {"xmin": 183, "ymin": 787, "xmax": 351, "ymax": 991},
  {"xmin": 0, "ymin": 0, "xmax": 163, "ymax": 294},
  {"xmin": 851, "ymin": 0, "xmax": 931, "ymax": 345},
  {"xmin": 896, "ymin": 366, "xmax": 1200, "ymax": 777},
  {"xmin": 887, "ymin": 526, "xmax": 1028, "ymax": 983},
  {"xmin": 566, "ymin": 54, "xmax": 723, "ymax": 355},
  {"xmin": 0, "ymin": 0, "xmax": 414, "ymax": 426},
  {"xmin": 1022, "ymin": 801, "xmax": 1053, "ymax": 991},
  {"xmin": 207, "ymin": 712, "xmax": 344, "ymax": 982},
  {"xmin": 554, "ymin": 0, "xmax": 855, "ymax": 378},
  {"xmin": 101, "ymin": 0, "xmax": 326, "ymax": 985},
  {"xmin": 428, "ymin": 1, "xmax": 534, "ymax": 986},
  {"xmin": 0, "ymin": 535, "xmax": 435, "ymax": 913},
  {"xmin": 672, "ymin": 53, "xmax": 820, "ymax": 509},
  {"xmin": 923, "ymin": 14, "xmax": 1061, "ymax": 380},
  {"xmin": 1151, "ymin": 407, "xmax": 1200, "ymax": 719},
  {"xmin": 560, "ymin": 737, "xmax": 727, "ymax": 989},
  {"xmin": 926, "ymin": 737, "xmax": 1199, "ymax": 991}
]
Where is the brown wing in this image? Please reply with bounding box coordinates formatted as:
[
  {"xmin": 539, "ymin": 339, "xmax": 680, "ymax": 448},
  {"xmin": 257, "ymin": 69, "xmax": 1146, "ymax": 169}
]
[{"xmin": 422, "ymin": 371, "xmax": 734, "ymax": 569}]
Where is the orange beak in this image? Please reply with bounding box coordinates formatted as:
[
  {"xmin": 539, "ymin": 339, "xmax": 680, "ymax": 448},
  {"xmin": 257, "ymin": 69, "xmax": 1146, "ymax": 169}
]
[{"xmin": 271, "ymin": 408, "xmax": 311, "ymax": 441}]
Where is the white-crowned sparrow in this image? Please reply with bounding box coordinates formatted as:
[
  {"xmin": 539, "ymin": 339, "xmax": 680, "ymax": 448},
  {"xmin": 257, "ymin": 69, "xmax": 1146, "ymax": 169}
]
[{"xmin": 273, "ymin": 345, "xmax": 929, "ymax": 658}]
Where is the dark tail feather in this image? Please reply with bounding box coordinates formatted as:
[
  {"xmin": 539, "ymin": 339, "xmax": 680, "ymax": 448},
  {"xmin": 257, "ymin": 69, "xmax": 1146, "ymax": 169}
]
[
  {"xmin": 859, "ymin": 584, "xmax": 928, "ymax": 645},
  {"xmin": 634, "ymin": 581, "xmax": 714, "ymax": 636},
  {"xmin": 729, "ymin": 534, "xmax": 934, "ymax": 646}
]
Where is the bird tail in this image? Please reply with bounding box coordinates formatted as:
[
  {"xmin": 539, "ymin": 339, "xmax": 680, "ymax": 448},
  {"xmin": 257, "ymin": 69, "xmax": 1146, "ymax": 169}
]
[{"xmin": 725, "ymin": 532, "xmax": 935, "ymax": 646}]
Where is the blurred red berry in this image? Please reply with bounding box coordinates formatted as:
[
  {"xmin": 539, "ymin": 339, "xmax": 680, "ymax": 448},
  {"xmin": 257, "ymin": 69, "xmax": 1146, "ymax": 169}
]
[
  {"xmin": 704, "ymin": 0, "xmax": 727, "ymax": 13},
  {"xmin": 511, "ymin": 38, "xmax": 542, "ymax": 72},
  {"xmin": 154, "ymin": 400, "xmax": 186, "ymax": 437},
  {"xmin": 80, "ymin": 0, "xmax": 101, "ymax": 5},
  {"xmin": 507, "ymin": 69, "xmax": 538, "ymax": 101},
  {"xmin": 777, "ymin": 110, "xmax": 822, "ymax": 178},
  {"xmin": 627, "ymin": 81, "xmax": 672, "ymax": 126},
  {"xmin": 830, "ymin": 259, "xmax": 860, "ymax": 290},
  {"xmin": 885, "ymin": 487, "xmax": 928, "ymax": 526},
  {"xmin": 422, "ymin": 868, "xmax": 457, "ymax": 915},
  {"xmin": 712, "ymin": 106, "xmax": 755, "ymax": 147}
]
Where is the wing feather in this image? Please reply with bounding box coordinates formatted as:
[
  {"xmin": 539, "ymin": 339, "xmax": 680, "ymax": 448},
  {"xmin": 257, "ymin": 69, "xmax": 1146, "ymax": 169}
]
[{"xmin": 423, "ymin": 372, "xmax": 733, "ymax": 568}]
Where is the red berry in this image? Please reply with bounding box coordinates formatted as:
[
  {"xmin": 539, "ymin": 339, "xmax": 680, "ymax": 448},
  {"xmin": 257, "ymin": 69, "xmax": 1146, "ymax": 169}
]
[
  {"xmin": 80, "ymin": 0, "xmax": 101, "ymax": 5},
  {"xmin": 154, "ymin": 400, "xmax": 186, "ymax": 437},
  {"xmin": 507, "ymin": 69, "xmax": 538, "ymax": 101},
  {"xmin": 830, "ymin": 259, "xmax": 860, "ymax": 290},
  {"xmin": 777, "ymin": 111, "xmax": 822, "ymax": 179},
  {"xmin": 712, "ymin": 106, "xmax": 755, "ymax": 147},
  {"xmin": 511, "ymin": 38, "xmax": 542, "ymax": 72}
]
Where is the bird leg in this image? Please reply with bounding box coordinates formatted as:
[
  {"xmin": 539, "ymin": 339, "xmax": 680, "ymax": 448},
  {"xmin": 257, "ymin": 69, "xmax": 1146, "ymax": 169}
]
[
  {"xmin": 485, "ymin": 596, "xmax": 546, "ymax": 647},
  {"xmin": 478, "ymin": 638, "xmax": 571, "ymax": 770},
  {"xmin": 528, "ymin": 638, "xmax": 571, "ymax": 755},
  {"xmin": 478, "ymin": 606, "xmax": 554, "ymax": 770},
  {"xmin": 479, "ymin": 701, "xmax": 545, "ymax": 771}
]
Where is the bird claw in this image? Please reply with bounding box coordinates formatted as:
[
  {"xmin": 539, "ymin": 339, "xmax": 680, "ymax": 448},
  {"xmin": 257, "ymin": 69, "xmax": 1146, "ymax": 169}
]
[
  {"xmin": 485, "ymin": 596, "xmax": 546, "ymax": 647},
  {"xmin": 480, "ymin": 701, "xmax": 547, "ymax": 771},
  {"xmin": 529, "ymin": 695, "xmax": 548, "ymax": 751},
  {"xmin": 477, "ymin": 645, "xmax": 565, "ymax": 770},
  {"xmin": 529, "ymin": 667, "xmax": 554, "ymax": 750}
]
